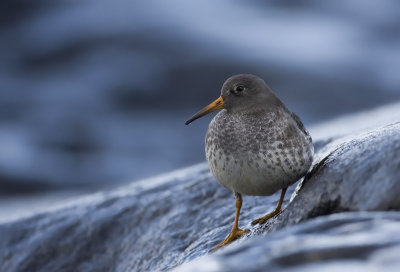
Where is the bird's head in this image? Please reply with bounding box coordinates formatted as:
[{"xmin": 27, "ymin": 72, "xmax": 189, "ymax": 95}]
[{"xmin": 185, "ymin": 74, "xmax": 277, "ymax": 125}]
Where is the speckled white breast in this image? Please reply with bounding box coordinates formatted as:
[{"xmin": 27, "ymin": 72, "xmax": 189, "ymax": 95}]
[{"xmin": 205, "ymin": 109, "xmax": 313, "ymax": 196}]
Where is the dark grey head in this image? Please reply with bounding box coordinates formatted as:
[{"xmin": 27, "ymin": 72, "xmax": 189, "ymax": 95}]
[
  {"xmin": 185, "ymin": 74, "xmax": 281, "ymax": 125},
  {"xmin": 220, "ymin": 74, "xmax": 279, "ymax": 112}
]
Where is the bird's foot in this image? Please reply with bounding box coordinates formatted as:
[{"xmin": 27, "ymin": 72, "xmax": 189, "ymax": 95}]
[
  {"xmin": 251, "ymin": 208, "xmax": 281, "ymax": 225},
  {"xmin": 211, "ymin": 227, "xmax": 249, "ymax": 251}
]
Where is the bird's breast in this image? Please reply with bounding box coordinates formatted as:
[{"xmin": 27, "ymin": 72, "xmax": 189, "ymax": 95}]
[{"xmin": 205, "ymin": 110, "xmax": 313, "ymax": 196}]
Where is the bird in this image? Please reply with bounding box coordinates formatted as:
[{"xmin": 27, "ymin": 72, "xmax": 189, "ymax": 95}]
[{"xmin": 185, "ymin": 74, "xmax": 314, "ymax": 250}]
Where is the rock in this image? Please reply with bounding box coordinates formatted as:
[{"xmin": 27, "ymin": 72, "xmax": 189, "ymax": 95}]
[
  {"xmin": 1, "ymin": 119, "xmax": 400, "ymax": 272},
  {"xmin": 174, "ymin": 212, "xmax": 400, "ymax": 272}
]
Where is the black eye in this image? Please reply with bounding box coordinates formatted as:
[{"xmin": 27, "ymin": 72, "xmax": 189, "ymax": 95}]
[{"xmin": 236, "ymin": 85, "xmax": 244, "ymax": 92}]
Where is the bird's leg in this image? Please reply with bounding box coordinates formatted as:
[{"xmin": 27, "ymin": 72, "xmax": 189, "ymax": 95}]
[
  {"xmin": 252, "ymin": 187, "xmax": 287, "ymax": 225},
  {"xmin": 211, "ymin": 192, "xmax": 249, "ymax": 251}
]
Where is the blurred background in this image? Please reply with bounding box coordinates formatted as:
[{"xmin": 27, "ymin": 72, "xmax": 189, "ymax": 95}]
[{"xmin": 1, "ymin": 0, "xmax": 399, "ymax": 220}]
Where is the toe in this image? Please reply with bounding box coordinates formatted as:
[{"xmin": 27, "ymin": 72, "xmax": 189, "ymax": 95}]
[
  {"xmin": 252, "ymin": 209, "xmax": 282, "ymax": 225},
  {"xmin": 251, "ymin": 218, "xmax": 263, "ymax": 225},
  {"xmin": 237, "ymin": 228, "xmax": 250, "ymax": 235},
  {"xmin": 211, "ymin": 228, "xmax": 249, "ymax": 251}
]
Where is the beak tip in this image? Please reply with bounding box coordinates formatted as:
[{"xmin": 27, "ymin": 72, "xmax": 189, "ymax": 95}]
[{"xmin": 185, "ymin": 96, "xmax": 224, "ymax": 126}]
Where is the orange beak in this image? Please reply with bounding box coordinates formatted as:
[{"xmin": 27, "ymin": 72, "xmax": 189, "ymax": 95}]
[{"xmin": 185, "ymin": 96, "xmax": 225, "ymax": 125}]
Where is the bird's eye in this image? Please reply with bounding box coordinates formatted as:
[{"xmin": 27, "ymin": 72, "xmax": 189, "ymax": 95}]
[{"xmin": 236, "ymin": 85, "xmax": 244, "ymax": 92}]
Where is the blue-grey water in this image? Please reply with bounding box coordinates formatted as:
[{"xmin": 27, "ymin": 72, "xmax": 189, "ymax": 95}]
[{"xmin": 0, "ymin": 0, "xmax": 400, "ymax": 198}]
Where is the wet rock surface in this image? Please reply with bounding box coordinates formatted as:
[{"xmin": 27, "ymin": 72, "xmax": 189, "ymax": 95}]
[
  {"xmin": 1, "ymin": 119, "xmax": 400, "ymax": 271},
  {"xmin": 175, "ymin": 212, "xmax": 400, "ymax": 272}
]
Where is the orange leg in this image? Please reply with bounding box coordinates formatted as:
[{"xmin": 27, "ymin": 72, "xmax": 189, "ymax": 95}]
[
  {"xmin": 211, "ymin": 193, "xmax": 249, "ymax": 251},
  {"xmin": 251, "ymin": 187, "xmax": 287, "ymax": 225}
]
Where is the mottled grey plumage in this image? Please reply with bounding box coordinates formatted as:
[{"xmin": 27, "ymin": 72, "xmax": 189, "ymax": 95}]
[
  {"xmin": 185, "ymin": 74, "xmax": 314, "ymax": 250},
  {"xmin": 205, "ymin": 74, "xmax": 313, "ymax": 196}
]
